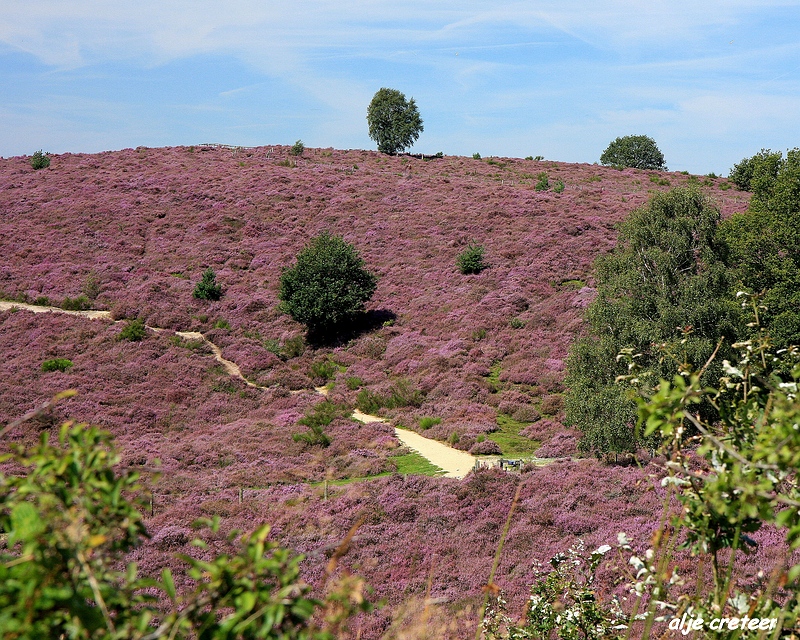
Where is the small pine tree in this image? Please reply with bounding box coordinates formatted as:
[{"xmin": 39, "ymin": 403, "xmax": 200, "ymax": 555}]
[
  {"xmin": 193, "ymin": 268, "xmax": 223, "ymax": 301},
  {"xmin": 457, "ymin": 242, "xmax": 487, "ymax": 275},
  {"xmin": 30, "ymin": 150, "xmax": 50, "ymax": 170},
  {"xmin": 290, "ymin": 140, "xmax": 305, "ymax": 156}
]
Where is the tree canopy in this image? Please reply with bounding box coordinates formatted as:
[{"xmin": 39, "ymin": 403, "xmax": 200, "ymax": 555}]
[
  {"xmin": 720, "ymin": 148, "xmax": 800, "ymax": 351},
  {"xmin": 565, "ymin": 187, "xmax": 740, "ymax": 455},
  {"xmin": 366, "ymin": 88, "xmax": 423, "ymax": 155},
  {"xmin": 279, "ymin": 232, "xmax": 378, "ymax": 339},
  {"xmin": 599, "ymin": 135, "xmax": 667, "ymax": 170}
]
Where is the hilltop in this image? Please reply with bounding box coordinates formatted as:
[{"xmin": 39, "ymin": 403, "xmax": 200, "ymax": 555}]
[{"xmin": 0, "ymin": 146, "xmax": 753, "ymax": 636}]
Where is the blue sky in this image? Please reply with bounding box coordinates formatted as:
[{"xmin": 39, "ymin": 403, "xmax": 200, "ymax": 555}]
[{"xmin": 2, "ymin": 1, "xmax": 799, "ymax": 174}]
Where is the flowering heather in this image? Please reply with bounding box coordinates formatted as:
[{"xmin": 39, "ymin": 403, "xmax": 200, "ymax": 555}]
[{"xmin": 0, "ymin": 146, "xmax": 754, "ymax": 636}]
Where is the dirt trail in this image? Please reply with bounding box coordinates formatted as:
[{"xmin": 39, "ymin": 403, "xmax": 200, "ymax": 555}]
[{"xmin": 3, "ymin": 301, "xmax": 477, "ymax": 478}]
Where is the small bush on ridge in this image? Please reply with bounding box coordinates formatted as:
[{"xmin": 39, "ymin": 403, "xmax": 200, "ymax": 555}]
[
  {"xmin": 290, "ymin": 140, "xmax": 305, "ymax": 156},
  {"xmin": 30, "ymin": 150, "xmax": 50, "ymax": 170}
]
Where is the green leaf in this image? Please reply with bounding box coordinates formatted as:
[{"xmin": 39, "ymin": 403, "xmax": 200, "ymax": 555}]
[{"xmin": 9, "ymin": 502, "xmax": 44, "ymax": 544}]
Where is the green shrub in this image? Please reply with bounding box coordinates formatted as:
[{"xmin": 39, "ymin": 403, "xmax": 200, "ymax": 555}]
[
  {"xmin": 533, "ymin": 155, "xmax": 544, "ymax": 161},
  {"xmin": 34, "ymin": 296, "xmax": 50, "ymax": 306},
  {"xmin": 471, "ymin": 327, "xmax": 487, "ymax": 341},
  {"xmin": 509, "ymin": 317, "xmax": 525, "ymax": 329},
  {"xmin": 419, "ymin": 416, "xmax": 441, "ymax": 430},
  {"xmin": 356, "ymin": 389, "xmax": 384, "ymax": 414},
  {"xmin": 310, "ymin": 358, "xmax": 338, "ymax": 382},
  {"xmin": 345, "ymin": 376, "xmax": 364, "ymax": 390},
  {"xmin": 367, "ymin": 88, "xmax": 423, "ymax": 155},
  {"xmin": 457, "ymin": 242, "xmax": 487, "ymax": 275},
  {"xmin": 279, "ymin": 232, "xmax": 377, "ymax": 337},
  {"xmin": 41, "ymin": 358, "xmax": 73, "ymax": 373},
  {"xmin": 276, "ymin": 159, "xmax": 295, "ymax": 168},
  {"xmin": 290, "ymin": 140, "xmax": 305, "ymax": 156},
  {"xmin": 473, "ymin": 152, "xmax": 481, "ymax": 159},
  {"xmin": 356, "ymin": 380, "xmax": 424, "ymax": 413},
  {"xmin": 600, "ymin": 134, "xmax": 666, "ymax": 170},
  {"xmin": 524, "ymin": 155, "xmax": 533, "ymax": 160},
  {"xmin": 213, "ymin": 318, "xmax": 231, "ymax": 330},
  {"xmin": 649, "ymin": 174, "xmax": 670, "ymax": 186},
  {"xmin": 553, "ymin": 180, "xmax": 565, "ymax": 193},
  {"xmin": 118, "ymin": 318, "xmax": 147, "ymax": 342},
  {"xmin": 61, "ymin": 295, "xmax": 90, "ymax": 311},
  {"xmin": 29, "ymin": 150, "xmax": 50, "ymax": 170},
  {"xmin": 193, "ymin": 268, "xmax": 222, "ymax": 301},
  {"xmin": 534, "ymin": 172, "xmax": 550, "ymax": 191},
  {"xmin": 292, "ymin": 400, "xmax": 348, "ymax": 447},
  {"xmin": 448, "ymin": 431, "xmax": 460, "ymax": 446},
  {"xmin": 282, "ymin": 335, "xmax": 306, "ymax": 358}
]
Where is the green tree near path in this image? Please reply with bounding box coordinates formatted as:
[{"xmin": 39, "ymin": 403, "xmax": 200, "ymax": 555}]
[
  {"xmin": 279, "ymin": 232, "xmax": 378, "ymax": 339},
  {"xmin": 564, "ymin": 187, "xmax": 741, "ymax": 455},
  {"xmin": 600, "ymin": 134, "xmax": 666, "ymax": 170},
  {"xmin": 366, "ymin": 88, "xmax": 423, "ymax": 155}
]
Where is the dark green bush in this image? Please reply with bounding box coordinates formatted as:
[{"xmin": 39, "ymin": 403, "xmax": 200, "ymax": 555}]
[
  {"xmin": 457, "ymin": 242, "xmax": 487, "ymax": 275},
  {"xmin": 290, "ymin": 140, "xmax": 305, "ymax": 156},
  {"xmin": 553, "ymin": 180, "xmax": 565, "ymax": 194},
  {"xmin": 419, "ymin": 416, "xmax": 441, "ymax": 430},
  {"xmin": 118, "ymin": 319, "xmax": 146, "ymax": 342},
  {"xmin": 30, "ymin": 150, "xmax": 50, "ymax": 170},
  {"xmin": 279, "ymin": 232, "xmax": 377, "ymax": 337},
  {"xmin": 41, "ymin": 358, "xmax": 73, "ymax": 373},
  {"xmin": 193, "ymin": 268, "xmax": 222, "ymax": 301}
]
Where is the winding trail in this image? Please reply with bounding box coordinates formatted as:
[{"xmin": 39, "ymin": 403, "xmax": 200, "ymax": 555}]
[{"xmin": 1, "ymin": 301, "xmax": 477, "ymax": 478}]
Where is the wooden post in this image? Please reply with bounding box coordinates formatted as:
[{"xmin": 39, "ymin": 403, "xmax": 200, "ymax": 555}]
[
  {"xmin": 238, "ymin": 487, "xmax": 243, "ymax": 504},
  {"xmin": 150, "ymin": 494, "xmax": 154, "ymax": 517},
  {"xmin": 323, "ymin": 480, "xmax": 328, "ymax": 502}
]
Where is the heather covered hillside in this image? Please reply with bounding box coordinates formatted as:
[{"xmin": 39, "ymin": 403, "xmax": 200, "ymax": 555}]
[{"xmin": 0, "ymin": 146, "xmax": 753, "ymax": 635}]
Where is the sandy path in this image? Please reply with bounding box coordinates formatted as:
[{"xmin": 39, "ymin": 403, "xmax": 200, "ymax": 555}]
[
  {"xmin": 0, "ymin": 301, "xmax": 113, "ymax": 320},
  {"xmin": 2, "ymin": 301, "xmax": 477, "ymax": 478},
  {"xmin": 350, "ymin": 410, "xmax": 476, "ymax": 479}
]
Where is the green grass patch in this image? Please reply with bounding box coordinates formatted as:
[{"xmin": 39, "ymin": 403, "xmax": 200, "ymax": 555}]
[
  {"xmin": 486, "ymin": 363, "xmax": 502, "ymax": 393},
  {"xmin": 488, "ymin": 414, "xmax": 540, "ymax": 457},
  {"xmin": 391, "ymin": 451, "xmax": 445, "ymax": 476}
]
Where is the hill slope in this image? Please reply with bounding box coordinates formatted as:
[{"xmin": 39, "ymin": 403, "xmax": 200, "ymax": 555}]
[{"xmin": 0, "ymin": 146, "xmax": 753, "ymax": 636}]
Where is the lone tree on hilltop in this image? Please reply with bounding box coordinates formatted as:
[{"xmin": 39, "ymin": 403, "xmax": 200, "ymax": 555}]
[
  {"xmin": 279, "ymin": 232, "xmax": 377, "ymax": 339},
  {"xmin": 367, "ymin": 88, "xmax": 423, "ymax": 155},
  {"xmin": 600, "ymin": 134, "xmax": 667, "ymax": 170}
]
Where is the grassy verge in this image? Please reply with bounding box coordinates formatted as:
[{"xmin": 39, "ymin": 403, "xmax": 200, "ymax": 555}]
[{"xmin": 488, "ymin": 414, "xmax": 540, "ymax": 457}]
